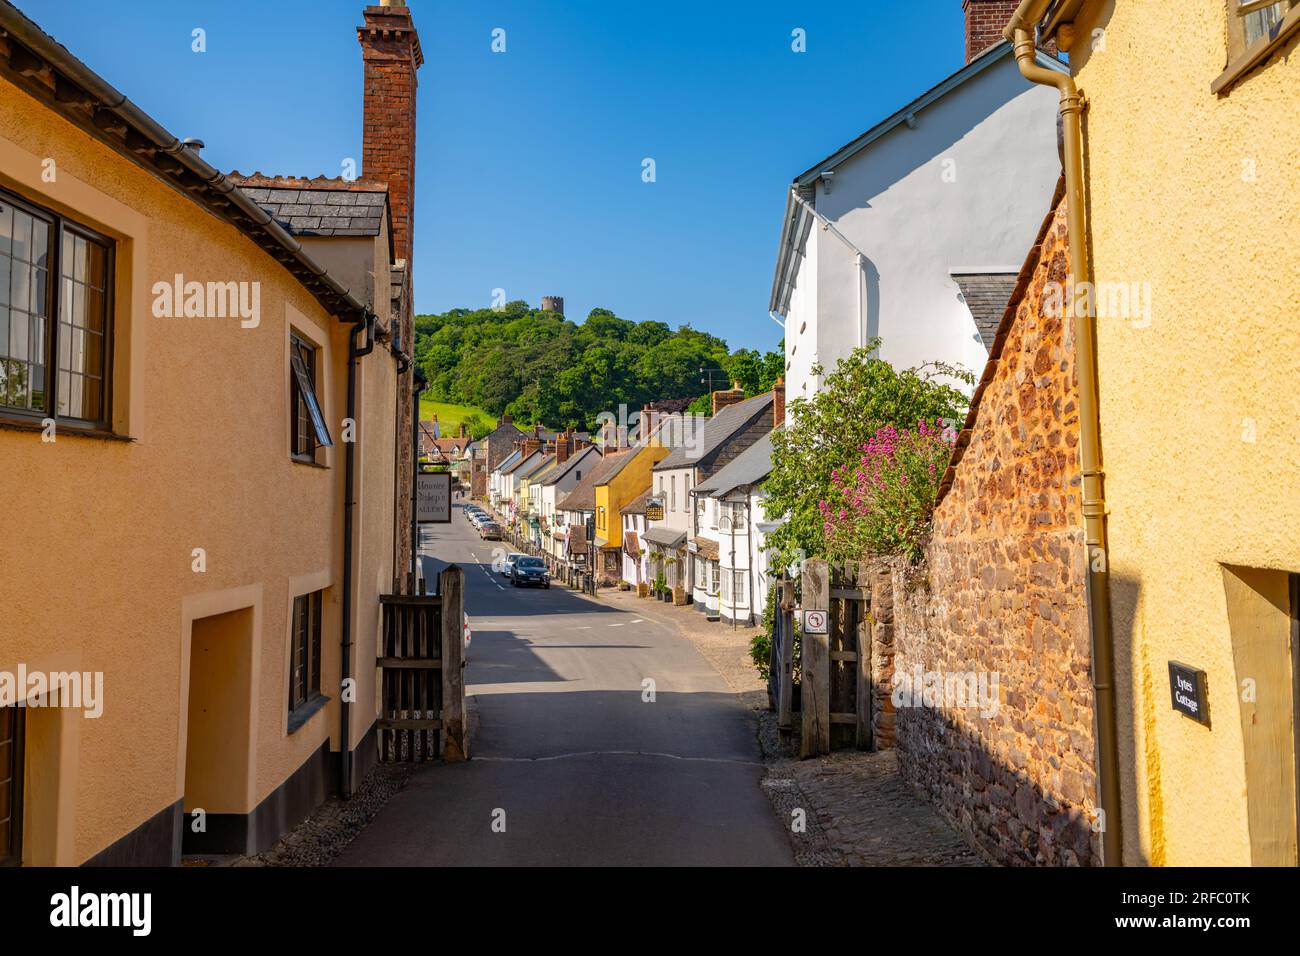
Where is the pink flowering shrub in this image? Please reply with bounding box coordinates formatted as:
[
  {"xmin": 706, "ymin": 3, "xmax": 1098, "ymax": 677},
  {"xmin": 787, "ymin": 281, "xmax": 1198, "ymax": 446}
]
[{"xmin": 819, "ymin": 419, "xmax": 956, "ymax": 562}]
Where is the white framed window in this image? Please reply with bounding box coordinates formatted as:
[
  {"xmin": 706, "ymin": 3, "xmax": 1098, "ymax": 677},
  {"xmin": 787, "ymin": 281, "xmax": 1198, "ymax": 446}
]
[{"xmin": 1216, "ymin": 0, "xmax": 1299, "ymax": 92}]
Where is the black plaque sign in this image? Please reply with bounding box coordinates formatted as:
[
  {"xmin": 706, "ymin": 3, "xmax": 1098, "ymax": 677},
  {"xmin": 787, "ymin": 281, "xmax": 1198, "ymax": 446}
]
[{"xmin": 1168, "ymin": 661, "xmax": 1210, "ymax": 727}]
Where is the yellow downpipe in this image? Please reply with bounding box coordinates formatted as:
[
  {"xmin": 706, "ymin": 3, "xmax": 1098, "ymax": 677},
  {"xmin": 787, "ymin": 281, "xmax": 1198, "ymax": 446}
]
[{"xmin": 1004, "ymin": 8, "xmax": 1123, "ymax": 867}]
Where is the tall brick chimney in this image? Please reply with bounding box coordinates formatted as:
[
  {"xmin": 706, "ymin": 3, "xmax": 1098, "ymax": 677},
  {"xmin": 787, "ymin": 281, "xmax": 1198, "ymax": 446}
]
[
  {"xmin": 358, "ymin": 3, "xmax": 423, "ymax": 263},
  {"xmin": 555, "ymin": 429, "xmax": 572, "ymax": 465},
  {"xmin": 963, "ymin": 0, "xmax": 1019, "ymax": 63},
  {"xmin": 773, "ymin": 377, "xmax": 785, "ymax": 428}
]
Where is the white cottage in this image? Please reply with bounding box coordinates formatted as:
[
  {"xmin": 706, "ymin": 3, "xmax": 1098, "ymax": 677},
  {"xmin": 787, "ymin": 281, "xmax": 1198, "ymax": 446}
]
[
  {"xmin": 696, "ymin": 430, "xmax": 779, "ymax": 626},
  {"xmin": 769, "ymin": 13, "xmax": 1066, "ymax": 400}
]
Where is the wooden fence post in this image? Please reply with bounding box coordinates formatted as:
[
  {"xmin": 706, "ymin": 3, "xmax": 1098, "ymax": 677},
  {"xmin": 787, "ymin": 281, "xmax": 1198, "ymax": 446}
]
[
  {"xmin": 778, "ymin": 577, "xmax": 796, "ymax": 744},
  {"xmin": 439, "ymin": 565, "xmax": 467, "ymax": 761},
  {"xmin": 855, "ymin": 561, "xmax": 873, "ymax": 750},
  {"xmin": 801, "ymin": 559, "xmax": 831, "ymax": 758}
]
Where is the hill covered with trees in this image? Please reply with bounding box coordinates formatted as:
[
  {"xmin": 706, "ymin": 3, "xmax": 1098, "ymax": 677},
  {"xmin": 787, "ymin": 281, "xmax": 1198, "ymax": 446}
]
[{"xmin": 414, "ymin": 301, "xmax": 782, "ymax": 433}]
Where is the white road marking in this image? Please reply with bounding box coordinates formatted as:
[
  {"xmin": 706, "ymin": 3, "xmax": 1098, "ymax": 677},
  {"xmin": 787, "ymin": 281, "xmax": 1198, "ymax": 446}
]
[
  {"xmin": 474, "ymin": 750, "xmax": 764, "ymax": 768},
  {"xmin": 608, "ymin": 623, "xmax": 624, "ymax": 627}
]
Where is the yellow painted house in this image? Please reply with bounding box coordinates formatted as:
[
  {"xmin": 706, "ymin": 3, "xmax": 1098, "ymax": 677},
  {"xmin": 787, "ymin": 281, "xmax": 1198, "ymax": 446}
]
[
  {"xmin": 594, "ymin": 442, "xmax": 670, "ymax": 570},
  {"xmin": 1013, "ymin": 0, "xmax": 1300, "ymax": 865}
]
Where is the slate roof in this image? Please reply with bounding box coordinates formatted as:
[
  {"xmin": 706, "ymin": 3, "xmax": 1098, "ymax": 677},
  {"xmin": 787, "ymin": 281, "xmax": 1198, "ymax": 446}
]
[
  {"xmin": 621, "ymin": 489, "xmax": 652, "ymax": 515},
  {"xmin": 952, "ymin": 272, "xmax": 1020, "ymax": 350},
  {"xmin": 502, "ymin": 450, "xmax": 543, "ymax": 477},
  {"xmin": 540, "ymin": 446, "xmax": 601, "ymax": 487},
  {"xmin": 230, "ymin": 174, "xmax": 389, "ymax": 238},
  {"xmin": 597, "ymin": 444, "xmax": 649, "ymax": 485},
  {"xmin": 696, "ymin": 430, "xmax": 776, "ymax": 498},
  {"xmin": 521, "ymin": 454, "xmax": 556, "ymax": 481},
  {"xmin": 654, "ymin": 393, "xmax": 774, "ymax": 472},
  {"xmin": 494, "ymin": 449, "xmax": 522, "ymax": 474},
  {"xmin": 642, "ymin": 526, "xmax": 687, "ymax": 550},
  {"xmin": 557, "ymin": 451, "xmax": 631, "ymax": 512}
]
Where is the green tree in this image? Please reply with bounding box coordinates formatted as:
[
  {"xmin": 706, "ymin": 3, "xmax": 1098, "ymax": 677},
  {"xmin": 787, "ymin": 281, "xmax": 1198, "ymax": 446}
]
[{"xmin": 763, "ymin": 341, "xmax": 972, "ymax": 569}]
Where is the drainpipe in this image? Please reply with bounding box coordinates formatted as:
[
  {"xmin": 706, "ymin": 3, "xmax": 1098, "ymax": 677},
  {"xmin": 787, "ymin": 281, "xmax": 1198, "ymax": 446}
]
[
  {"xmin": 789, "ymin": 188, "xmax": 869, "ymax": 351},
  {"xmin": 340, "ymin": 310, "xmax": 377, "ymax": 799},
  {"xmin": 1004, "ymin": 3, "xmax": 1122, "ymax": 867},
  {"xmin": 410, "ymin": 365, "xmax": 425, "ymax": 595}
]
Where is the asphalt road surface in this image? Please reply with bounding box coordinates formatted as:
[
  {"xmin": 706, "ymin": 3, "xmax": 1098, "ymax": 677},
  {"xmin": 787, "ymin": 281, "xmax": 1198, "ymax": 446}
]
[{"xmin": 335, "ymin": 503, "xmax": 794, "ymax": 866}]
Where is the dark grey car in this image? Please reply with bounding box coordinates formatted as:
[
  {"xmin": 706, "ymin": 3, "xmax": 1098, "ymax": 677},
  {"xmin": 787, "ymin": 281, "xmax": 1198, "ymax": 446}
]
[{"xmin": 510, "ymin": 556, "xmax": 550, "ymax": 588}]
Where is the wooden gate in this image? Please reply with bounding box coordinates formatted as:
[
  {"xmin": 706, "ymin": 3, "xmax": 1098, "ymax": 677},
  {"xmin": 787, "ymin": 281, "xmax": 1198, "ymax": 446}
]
[
  {"xmin": 768, "ymin": 575, "xmax": 797, "ymax": 747},
  {"xmin": 800, "ymin": 559, "xmax": 871, "ymax": 758},
  {"xmin": 378, "ymin": 565, "xmax": 466, "ymax": 763}
]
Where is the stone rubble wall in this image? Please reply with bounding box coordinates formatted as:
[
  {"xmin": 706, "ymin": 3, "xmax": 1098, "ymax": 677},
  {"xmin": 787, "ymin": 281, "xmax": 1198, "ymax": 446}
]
[{"xmin": 887, "ymin": 198, "xmax": 1101, "ymax": 866}]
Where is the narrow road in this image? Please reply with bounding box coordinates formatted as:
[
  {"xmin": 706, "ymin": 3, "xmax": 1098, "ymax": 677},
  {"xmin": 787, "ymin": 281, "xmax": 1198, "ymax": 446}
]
[{"xmin": 336, "ymin": 502, "xmax": 793, "ymax": 866}]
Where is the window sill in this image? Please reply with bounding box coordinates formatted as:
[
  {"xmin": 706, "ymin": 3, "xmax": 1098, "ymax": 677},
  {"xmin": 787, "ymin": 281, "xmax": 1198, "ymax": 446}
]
[
  {"xmin": 1213, "ymin": 8, "xmax": 1300, "ymax": 94},
  {"xmin": 287, "ymin": 693, "xmax": 331, "ymax": 735},
  {"xmin": 290, "ymin": 455, "xmax": 329, "ymax": 470},
  {"xmin": 0, "ymin": 415, "xmax": 132, "ymax": 442}
]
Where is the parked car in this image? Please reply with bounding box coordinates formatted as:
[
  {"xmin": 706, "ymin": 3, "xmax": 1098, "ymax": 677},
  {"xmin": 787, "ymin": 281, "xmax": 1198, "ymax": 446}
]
[
  {"xmin": 479, "ymin": 522, "xmax": 502, "ymax": 540},
  {"xmin": 510, "ymin": 556, "xmax": 550, "ymax": 588},
  {"xmin": 500, "ymin": 553, "xmax": 527, "ymax": 577}
]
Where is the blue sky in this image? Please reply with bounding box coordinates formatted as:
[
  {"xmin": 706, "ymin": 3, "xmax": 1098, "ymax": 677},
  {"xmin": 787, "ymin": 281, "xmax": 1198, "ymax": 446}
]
[{"xmin": 24, "ymin": 0, "xmax": 968, "ymax": 353}]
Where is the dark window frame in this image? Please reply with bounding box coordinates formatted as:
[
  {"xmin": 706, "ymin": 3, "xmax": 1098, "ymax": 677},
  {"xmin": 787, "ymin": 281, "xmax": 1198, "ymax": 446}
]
[
  {"xmin": 289, "ymin": 331, "xmax": 332, "ymax": 464},
  {"xmin": 288, "ymin": 590, "xmax": 324, "ymax": 720},
  {"xmin": 0, "ymin": 704, "xmax": 24, "ymax": 867},
  {"xmin": 0, "ymin": 185, "xmax": 115, "ymax": 431}
]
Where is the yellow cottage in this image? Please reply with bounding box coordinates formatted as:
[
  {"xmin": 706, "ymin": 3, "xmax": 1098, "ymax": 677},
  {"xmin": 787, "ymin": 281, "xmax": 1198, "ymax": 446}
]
[{"xmin": 1006, "ymin": 0, "xmax": 1300, "ymax": 865}]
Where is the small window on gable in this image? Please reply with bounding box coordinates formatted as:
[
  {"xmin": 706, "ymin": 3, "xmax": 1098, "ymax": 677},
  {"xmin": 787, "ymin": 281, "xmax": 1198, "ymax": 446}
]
[{"xmin": 290, "ymin": 332, "xmax": 332, "ymax": 463}]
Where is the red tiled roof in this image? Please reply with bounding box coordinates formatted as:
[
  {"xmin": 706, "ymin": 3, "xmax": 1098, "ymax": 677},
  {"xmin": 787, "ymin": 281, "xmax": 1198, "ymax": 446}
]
[{"xmin": 229, "ymin": 172, "xmax": 387, "ymax": 192}]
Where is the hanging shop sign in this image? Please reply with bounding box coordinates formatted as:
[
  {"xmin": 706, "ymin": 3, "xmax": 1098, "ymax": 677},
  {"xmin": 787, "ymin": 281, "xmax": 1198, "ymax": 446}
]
[
  {"xmin": 416, "ymin": 471, "xmax": 452, "ymax": 523},
  {"xmin": 645, "ymin": 497, "xmax": 665, "ymax": 521}
]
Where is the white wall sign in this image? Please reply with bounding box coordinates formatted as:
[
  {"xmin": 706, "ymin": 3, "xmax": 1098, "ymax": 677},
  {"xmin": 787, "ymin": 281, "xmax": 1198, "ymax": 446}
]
[
  {"xmin": 417, "ymin": 471, "xmax": 451, "ymax": 523},
  {"xmin": 802, "ymin": 609, "xmax": 828, "ymax": 634}
]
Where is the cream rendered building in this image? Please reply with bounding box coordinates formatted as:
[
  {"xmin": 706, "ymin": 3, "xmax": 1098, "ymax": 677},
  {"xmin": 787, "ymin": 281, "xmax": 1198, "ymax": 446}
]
[
  {"xmin": 0, "ymin": 1, "xmax": 422, "ymax": 865},
  {"xmin": 1013, "ymin": 0, "xmax": 1300, "ymax": 866}
]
